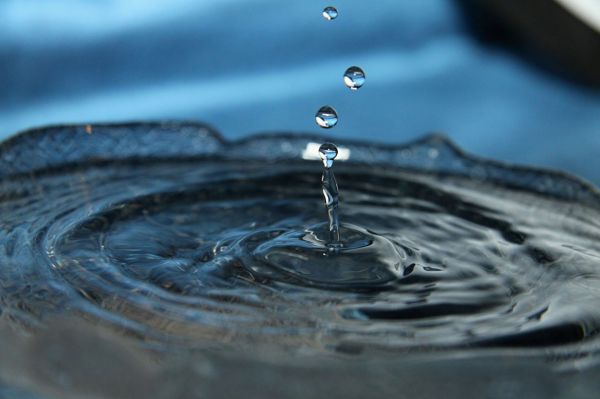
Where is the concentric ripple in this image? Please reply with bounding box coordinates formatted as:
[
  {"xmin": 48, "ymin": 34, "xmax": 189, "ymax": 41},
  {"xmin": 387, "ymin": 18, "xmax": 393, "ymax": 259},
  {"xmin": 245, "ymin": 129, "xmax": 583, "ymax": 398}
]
[{"xmin": 1, "ymin": 122, "xmax": 600, "ymax": 360}]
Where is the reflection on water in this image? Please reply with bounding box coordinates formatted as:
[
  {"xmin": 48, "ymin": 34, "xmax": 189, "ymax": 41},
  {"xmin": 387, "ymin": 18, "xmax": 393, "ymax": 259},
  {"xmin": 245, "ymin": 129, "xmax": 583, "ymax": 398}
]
[{"xmin": 1, "ymin": 122, "xmax": 600, "ymax": 397}]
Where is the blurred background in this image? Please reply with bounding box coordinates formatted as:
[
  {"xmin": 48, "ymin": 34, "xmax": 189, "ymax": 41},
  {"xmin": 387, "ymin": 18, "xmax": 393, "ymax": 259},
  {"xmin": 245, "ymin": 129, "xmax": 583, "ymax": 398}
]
[{"xmin": 1, "ymin": 0, "xmax": 599, "ymax": 183}]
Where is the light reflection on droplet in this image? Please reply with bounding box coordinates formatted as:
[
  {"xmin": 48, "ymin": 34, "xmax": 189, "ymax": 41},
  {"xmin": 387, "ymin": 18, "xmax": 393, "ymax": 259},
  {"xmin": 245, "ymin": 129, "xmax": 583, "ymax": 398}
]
[
  {"xmin": 319, "ymin": 143, "xmax": 339, "ymax": 169},
  {"xmin": 343, "ymin": 66, "xmax": 366, "ymax": 91},
  {"xmin": 315, "ymin": 106, "xmax": 338, "ymax": 129},
  {"xmin": 322, "ymin": 6, "xmax": 338, "ymax": 21}
]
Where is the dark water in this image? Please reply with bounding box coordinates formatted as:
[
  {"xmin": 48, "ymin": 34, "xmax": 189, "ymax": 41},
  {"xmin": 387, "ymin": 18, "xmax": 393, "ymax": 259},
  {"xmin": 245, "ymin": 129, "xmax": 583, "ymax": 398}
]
[{"xmin": 1, "ymin": 122, "xmax": 600, "ymax": 397}]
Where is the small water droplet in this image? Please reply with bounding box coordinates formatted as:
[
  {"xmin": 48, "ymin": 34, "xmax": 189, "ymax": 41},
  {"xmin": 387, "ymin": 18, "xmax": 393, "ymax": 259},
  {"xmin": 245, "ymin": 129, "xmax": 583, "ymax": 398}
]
[
  {"xmin": 343, "ymin": 66, "xmax": 366, "ymax": 91},
  {"xmin": 322, "ymin": 6, "xmax": 338, "ymax": 21},
  {"xmin": 315, "ymin": 106, "xmax": 338, "ymax": 129},
  {"xmin": 319, "ymin": 143, "xmax": 339, "ymax": 169}
]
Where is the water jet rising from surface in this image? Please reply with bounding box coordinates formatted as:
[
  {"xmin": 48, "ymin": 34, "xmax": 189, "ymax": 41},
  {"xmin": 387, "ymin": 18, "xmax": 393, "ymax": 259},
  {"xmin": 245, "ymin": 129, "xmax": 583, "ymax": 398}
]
[{"xmin": 319, "ymin": 142, "xmax": 341, "ymax": 245}]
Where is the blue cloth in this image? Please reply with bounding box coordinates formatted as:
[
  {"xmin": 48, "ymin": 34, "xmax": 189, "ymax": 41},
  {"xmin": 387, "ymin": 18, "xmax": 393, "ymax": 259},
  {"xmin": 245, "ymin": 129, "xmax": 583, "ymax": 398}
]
[{"xmin": 1, "ymin": 0, "xmax": 599, "ymax": 184}]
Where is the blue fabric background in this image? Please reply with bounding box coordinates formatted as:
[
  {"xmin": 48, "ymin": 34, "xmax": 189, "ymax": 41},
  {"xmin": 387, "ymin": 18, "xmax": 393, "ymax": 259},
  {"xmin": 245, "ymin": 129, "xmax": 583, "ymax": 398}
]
[{"xmin": 1, "ymin": 0, "xmax": 599, "ymax": 184}]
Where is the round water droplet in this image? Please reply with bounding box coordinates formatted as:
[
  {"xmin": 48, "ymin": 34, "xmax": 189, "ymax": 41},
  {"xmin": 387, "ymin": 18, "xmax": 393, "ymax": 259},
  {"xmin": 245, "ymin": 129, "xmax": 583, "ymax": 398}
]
[
  {"xmin": 315, "ymin": 106, "xmax": 338, "ymax": 129},
  {"xmin": 322, "ymin": 6, "xmax": 338, "ymax": 21},
  {"xmin": 343, "ymin": 66, "xmax": 366, "ymax": 91},
  {"xmin": 319, "ymin": 143, "xmax": 338, "ymax": 168}
]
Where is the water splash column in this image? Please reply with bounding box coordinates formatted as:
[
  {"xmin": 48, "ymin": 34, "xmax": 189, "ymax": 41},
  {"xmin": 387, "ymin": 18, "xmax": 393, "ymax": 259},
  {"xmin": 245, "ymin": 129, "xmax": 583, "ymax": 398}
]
[
  {"xmin": 314, "ymin": 5, "xmax": 366, "ymax": 245},
  {"xmin": 319, "ymin": 143, "xmax": 340, "ymax": 244}
]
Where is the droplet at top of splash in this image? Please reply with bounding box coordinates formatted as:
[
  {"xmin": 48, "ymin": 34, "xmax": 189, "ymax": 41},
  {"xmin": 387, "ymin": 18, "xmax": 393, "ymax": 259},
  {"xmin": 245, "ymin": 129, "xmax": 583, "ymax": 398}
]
[{"xmin": 319, "ymin": 142, "xmax": 339, "ymax": 168}]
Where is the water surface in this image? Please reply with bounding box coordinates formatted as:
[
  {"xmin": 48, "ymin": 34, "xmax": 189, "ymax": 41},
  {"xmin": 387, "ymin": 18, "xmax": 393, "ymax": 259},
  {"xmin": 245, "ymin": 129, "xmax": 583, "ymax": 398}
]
[{"xmin": 1, "ymin": 122, "xmax": 600, "ymax": 356}]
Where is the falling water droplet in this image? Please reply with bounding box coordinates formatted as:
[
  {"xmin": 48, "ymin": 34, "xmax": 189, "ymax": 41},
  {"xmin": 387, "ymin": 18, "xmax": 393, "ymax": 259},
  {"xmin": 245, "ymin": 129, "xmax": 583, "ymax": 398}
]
[
  {"xmin": 322, "ymin": 6, "xmax": 338, "ymax": 21},
  {"xmin": 343, "ymin": 66, "xmax": 366, "ymax": 91},
  {"xmin": 315, "ymin": 106, "xmax": 338, "ymax": 129}
]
